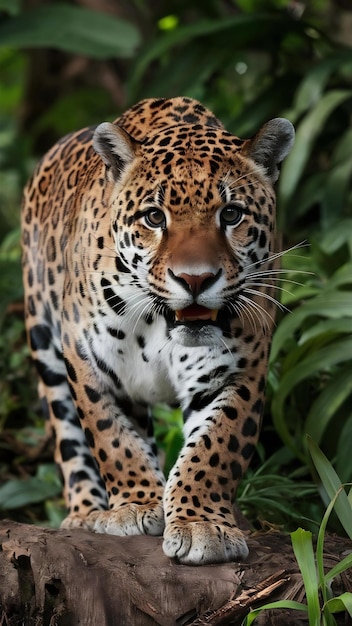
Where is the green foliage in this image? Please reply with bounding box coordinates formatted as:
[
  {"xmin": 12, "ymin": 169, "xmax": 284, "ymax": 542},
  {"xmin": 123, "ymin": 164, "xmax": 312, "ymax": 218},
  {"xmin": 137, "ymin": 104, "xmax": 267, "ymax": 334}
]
[
  {"xmin": 270, "ymin": 225, "xmax": 352, "ymax": 478},
  {"xmin": 128, "ymin": 11, "xmax": 306, "ymax": 106},
  {"xmin": 0, "ymin": 0, "xmax": 21, "ymax": 16},
  {"xmin": 238, "ymin": 446, "xmax": 321, "ymax": 530},
  {"xmin": 0, "ymin": 464, "xmax": 61, "ymax": 511},
  {"xmin": 243, "ymin": 443, "xmax": 352, "ymax": 625},
  {"xmin": 0, "ymin": 0, "xmax": 351, "ymax": 545},
  {"xmin": 279, "ymin": 50, "xmax": 352, "ymax": 233},
  {"xmin": 0, "ymin": 4, "xmax": 140, "ymax": 58},
  {"xmin": 153, "ymin": 405, "xmax": 184, "ymax": 477}
]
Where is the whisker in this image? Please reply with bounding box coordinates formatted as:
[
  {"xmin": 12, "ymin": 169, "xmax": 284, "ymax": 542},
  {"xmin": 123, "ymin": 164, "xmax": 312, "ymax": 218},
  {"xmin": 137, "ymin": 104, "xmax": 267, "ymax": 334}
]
[
  {"xmin": 247, "ymin": 269, "xmax": 314, "ymax": 279},
  {"xmin": 246, "ymin": 241, "xmax": 309, "ymax": 271},
  {"xmin": 131, "ymin": 299, "xmax": 155, "ymax": 334},
  {"xmin": 238, "ymin": 294, "xmax": 275, "ymax": 331},
  {"xmin": 245, "ymin": 281, "xmax": 299, "ymax": 300},
  {"xmin": 89, "ymin": 231, "xmax": 118, "ymax": 255},
  {"xmin": 233, "ymin": 298, "xmax": 259, "ymax": 334},
  {"xmin": 226, "ymin": 167, "xmax": 266, "ymax": 191},
  {"xmin": 243, "ymin": 287, "xmax": 289, "ymax": 313},
  {"xmin": 230, "ymin": 302, "xmax": 246, "ymax": 329},
  {"xmin": 217, "ymin": 334, "xmax": 237, "ymax": 361},
  {"xmin": 247, "ymin": 277, "xmax": 307, "ymax": 289}
]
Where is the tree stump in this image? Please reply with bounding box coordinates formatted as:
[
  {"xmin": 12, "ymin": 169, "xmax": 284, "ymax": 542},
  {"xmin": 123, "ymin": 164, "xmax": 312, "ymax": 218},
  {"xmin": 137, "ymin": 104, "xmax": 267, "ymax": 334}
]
[{"xmin": 0, "ymin": 520, "xmax": 351, "ymax": 625}]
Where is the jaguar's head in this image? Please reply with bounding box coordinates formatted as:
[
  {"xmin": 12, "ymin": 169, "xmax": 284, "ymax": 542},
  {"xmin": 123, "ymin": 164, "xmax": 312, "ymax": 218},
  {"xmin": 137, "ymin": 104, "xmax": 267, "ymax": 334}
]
[{"xmin": 93, "ymin": 110, "xmax": 294, "ymax": 347}]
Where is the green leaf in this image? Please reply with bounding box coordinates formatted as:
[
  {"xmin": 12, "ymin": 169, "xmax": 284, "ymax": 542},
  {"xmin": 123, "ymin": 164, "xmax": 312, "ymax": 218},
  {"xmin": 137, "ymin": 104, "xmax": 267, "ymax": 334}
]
[
  {"xmin": 0, "ymin": 5, "xmax": 140, "ymax": 58},
  {"xmin": 243, "ymin": 600, "xmax": 307, "ymax": 626},
  {"xmin": 128, "ymin": 13, "xmax": 303, "ymax": 98},
  {"xmin": 304, "ymin": 367, "xmax": 352, "ymax": 445},
  {"xmin": 336, "ymin": 417, "xmax": 352, "ymax": 483},
  {"xmin": 315, "ymin": 478, "xmax": 349, "ymax": 607},
  {"xmin": 0, "ymin": 475, "xmax": 61, "ymax": 509},
  {"xmin": 272, "ymin": 338, "xmax": 352, "ymax": 451},
  {"xmin": 324, "ymin": 593, "xmax": 352, "ymax": 617},
  {"xmin": 325, "ymin": 554, "xmax": 352, "ymax": 585},
  {"xmin": 290, "ymin": 528, "xmax": 321, "ymax": 626},
  {"xmin": 318, "ymin": 221, "xmax": 352, "ymax": 255},
  {"xmin": 307, "ymin": 437, "xmax": 352, "ymax": 540},
  {"xmin": 331, "ymin": 128, "xmax": 352, "ymax": 164},
  {"xmin": 292, "ymin": 51, "xmax": 352, "ymax": 118},
  {"xmin": 279, "ymin": 90, "xmax": 352, "ymax": 209},
  {"xmin": 322, "ymin": 158, "xmax": 352, "ymax": 229},
  {"xmin": 280, "ymin": 171, "xmax": 325, "ymax": 229},
  {"xmin": 270, "ymin": 293, "xmax": 352, "ymax": 361},
  {"xmin": 0, "ymin": 0, "xmax": 21, "ymax": 15},
  {"xmin": 300, "ymin": 319, "xmax": 352, "ymax": 344}
]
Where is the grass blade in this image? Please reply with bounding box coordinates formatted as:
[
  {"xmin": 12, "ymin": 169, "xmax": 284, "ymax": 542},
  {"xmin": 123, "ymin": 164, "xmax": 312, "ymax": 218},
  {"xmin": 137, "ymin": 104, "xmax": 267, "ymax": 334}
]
[
  {"xmin": 291, "ymin": 528, "xmax": 321, "ymax": 626},
  {"xmin": 325, "ymin": 554, "xmax": 352, "ymax": 584},
  {"xmin": 307, "ymin": 437, "xmax": 352, "ymax": 540},
  {"xmin": 324, "ymin": 593, "xmax": 352, "ymax": 617},
  {"xmin": 243, "ymin": 600, "xmax": 308, "ymax": 625}
]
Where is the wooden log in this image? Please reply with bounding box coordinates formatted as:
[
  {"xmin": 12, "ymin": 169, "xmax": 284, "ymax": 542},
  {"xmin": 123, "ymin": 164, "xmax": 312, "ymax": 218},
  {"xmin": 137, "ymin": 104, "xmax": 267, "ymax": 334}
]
[{"xmin": 0, "ymin": 520, "xmax": 351, "ymax": 625}]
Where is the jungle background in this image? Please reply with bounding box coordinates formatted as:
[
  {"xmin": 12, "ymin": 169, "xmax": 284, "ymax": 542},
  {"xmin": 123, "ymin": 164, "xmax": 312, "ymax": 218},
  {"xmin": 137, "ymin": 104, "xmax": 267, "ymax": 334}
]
[{"xmin": 0, "ymin": 0, "xmax": 352, "ymax": 541}]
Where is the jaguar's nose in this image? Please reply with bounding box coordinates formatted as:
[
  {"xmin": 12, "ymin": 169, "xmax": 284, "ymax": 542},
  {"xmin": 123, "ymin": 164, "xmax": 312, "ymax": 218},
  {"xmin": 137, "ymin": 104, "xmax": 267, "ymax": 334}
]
[{"xmin": 168, "ymin": 269, "xmax": 222, "ymax": 298}]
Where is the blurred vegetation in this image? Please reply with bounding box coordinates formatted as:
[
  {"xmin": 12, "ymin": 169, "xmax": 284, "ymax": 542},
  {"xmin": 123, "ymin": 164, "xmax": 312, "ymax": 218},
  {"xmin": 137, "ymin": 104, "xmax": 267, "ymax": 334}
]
[{"xmin": 0, "ymin": 0, "xmax": 351, "ymax": 533}]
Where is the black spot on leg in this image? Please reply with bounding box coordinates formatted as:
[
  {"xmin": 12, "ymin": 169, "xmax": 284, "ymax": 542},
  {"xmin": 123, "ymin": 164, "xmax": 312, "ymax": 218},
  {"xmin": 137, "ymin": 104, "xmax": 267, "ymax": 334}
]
[
  {"xmin": 242, "ymin": 417, "xmax": 258, "ymax": 437},
  {"xmin": 230, "ymin": 461, "xmax": 242, "ymax": 480},
  {"xmin": 241, "ymin": 443, "xmax": 255, "ymax": 460},
  {"xmin": 223, "ymin": 406, "xmax": 238, "ymax": 421},
  {"xmin": 34, "ymin": 360, "xmax": 66, "ymax": 387},
  {"xmin": 60, "ymin": 439, "xmax": 77, "ymax": 462},
  {"xmin": 99, "ymin": 448, "xmax": 107, "ymax": 461},
  {"xmin": 64, "ymin": 358, "xmax": 77, "ymax": 383},
  {"xmin": 84, "ymin": 428, "xmax": 95, "ymax": 448},
  {"xmin": 84, "ymin": 385, "xmax": 101, "ymax": 403},
  {"xmin": 209, "ymin": 453, "xmax": 219, "ymax": 467},
  {"xmin": 97, "ymin": 418, "xmax": 113, "ymax": 431},
  {"xmin": 29, "ymin": 324, "xmax": 52, "ymax": 351},
  {"xmin": 237, "ymin": 386, "xmax": 251, "ymax": 401},
  {"xmin": 202, "ymin": 434, "xmax": 211, "ymax": 450},
  {"xmin": 228, "ymin": 435, "xmax": 239, "ymax": 452}
]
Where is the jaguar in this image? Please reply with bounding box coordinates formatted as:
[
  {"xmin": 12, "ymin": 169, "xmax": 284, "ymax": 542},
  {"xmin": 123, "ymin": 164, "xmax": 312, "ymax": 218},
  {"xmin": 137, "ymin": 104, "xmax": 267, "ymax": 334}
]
[{"xmin": 22, "ymin": 96, "xmax": 294, "ymax": 564}]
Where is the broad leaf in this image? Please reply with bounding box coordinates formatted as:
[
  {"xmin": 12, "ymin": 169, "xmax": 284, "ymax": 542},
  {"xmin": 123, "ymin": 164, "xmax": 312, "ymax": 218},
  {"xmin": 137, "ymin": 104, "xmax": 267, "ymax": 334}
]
[
  {"xmin": 325, "ymin": 593, "xmax": 352, "ymax": 617},
  {"xmin": 0, "ymin": 5, "xmax": 140, "ymax": 58},
  {"xmin": 305, "ymin": 368, "xmax": 352, "ymax": 444},
  {"xmin": 279, "ymin": 90, "xmax": 352, "ymax": 208}
]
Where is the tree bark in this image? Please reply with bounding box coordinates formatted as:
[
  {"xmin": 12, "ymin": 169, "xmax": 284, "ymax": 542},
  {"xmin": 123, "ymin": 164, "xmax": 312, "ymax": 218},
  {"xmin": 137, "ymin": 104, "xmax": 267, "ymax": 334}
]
[{"xmin": 1, "ymin": 520, "xmax": 351, "ymax": 625}]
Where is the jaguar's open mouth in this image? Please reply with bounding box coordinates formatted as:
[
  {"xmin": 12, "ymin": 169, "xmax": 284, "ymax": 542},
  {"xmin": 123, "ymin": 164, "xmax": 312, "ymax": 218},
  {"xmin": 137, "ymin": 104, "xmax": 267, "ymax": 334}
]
[
  {"xmin": 175, "ymin": 304, "xmax": 218, "ymax": 323},
  {"xmin": 169, "ymin": 304, "xmax": 232, "ymax": 341}
]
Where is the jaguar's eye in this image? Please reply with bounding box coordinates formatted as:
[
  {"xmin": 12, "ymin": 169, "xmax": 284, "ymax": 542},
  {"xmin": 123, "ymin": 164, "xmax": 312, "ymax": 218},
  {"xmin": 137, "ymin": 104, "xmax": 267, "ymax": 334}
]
[
  {"xmin": 220, "ymin": 203, "xmax": 243, "ymax": 228},
  {"xmin": 144, "ymin": 208, "xmax": 166, "ymax": 229}
]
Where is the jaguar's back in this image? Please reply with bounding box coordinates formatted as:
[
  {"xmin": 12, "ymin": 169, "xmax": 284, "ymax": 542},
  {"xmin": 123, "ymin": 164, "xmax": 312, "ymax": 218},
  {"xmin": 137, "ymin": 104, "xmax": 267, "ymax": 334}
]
[{"xmin": 22, "ymin": 97, "xmax": 294, "ymax": 564}]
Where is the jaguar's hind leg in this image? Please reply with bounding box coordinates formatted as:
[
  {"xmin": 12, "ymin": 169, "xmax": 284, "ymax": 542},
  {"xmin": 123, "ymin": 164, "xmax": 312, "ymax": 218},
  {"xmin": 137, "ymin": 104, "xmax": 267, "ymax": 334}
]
[{"xmin": 30, "ymin": 323, "xmax": 108, "ymax": 526}]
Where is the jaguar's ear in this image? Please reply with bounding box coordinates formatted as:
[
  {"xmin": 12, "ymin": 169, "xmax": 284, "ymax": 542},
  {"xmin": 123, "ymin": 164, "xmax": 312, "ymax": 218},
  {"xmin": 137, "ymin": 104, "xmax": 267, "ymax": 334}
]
[
  {"xmin": 244, "ymin": 118, "xmax": 294, "ymax": 183},
  {"xmin": 93, "ymin": 123, "xmax": 139, "ymax": 179}
]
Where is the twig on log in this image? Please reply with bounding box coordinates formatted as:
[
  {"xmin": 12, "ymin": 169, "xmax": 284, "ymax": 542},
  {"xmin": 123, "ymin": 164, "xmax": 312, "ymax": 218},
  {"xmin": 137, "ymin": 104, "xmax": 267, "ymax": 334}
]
[{"xmin": 189, "ymin": 570, "xmax": 290, "ymax": 626}]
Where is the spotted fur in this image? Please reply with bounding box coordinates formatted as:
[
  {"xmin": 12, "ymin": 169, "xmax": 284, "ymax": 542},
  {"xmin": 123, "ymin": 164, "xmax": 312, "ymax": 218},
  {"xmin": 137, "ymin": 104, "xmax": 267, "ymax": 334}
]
[{"xmin": 22, "ymin": 97, "xmax": 294, "ymax": 564}]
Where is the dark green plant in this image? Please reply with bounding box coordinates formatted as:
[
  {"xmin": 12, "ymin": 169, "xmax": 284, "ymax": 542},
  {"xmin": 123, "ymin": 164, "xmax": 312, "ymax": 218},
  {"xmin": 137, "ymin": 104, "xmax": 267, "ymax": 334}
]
[
  {"xmin": 269, "ymin": 224, "xmax": 352, "ymax": 478},
  {"xmin": 0, "ymin": 2, "xmax": 140, "ymax": 58},
  {"xmin": 242, "ymin": 439, "xmax": 352, "ymax": 625},
  {"xmin": 0, "ymin": 0, "xmax": 351, "ymax": 533}
]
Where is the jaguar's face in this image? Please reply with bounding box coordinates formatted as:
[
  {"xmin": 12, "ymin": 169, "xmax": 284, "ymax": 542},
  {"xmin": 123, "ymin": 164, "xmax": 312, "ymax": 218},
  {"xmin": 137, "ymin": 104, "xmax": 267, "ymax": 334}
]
[
  {"xmin": 111, "ymin": 151, "xmax": 273, "ymax": 346},
  {"xmin": 93, "ymin": 115, "xmax": 293, "ymax": 347}
]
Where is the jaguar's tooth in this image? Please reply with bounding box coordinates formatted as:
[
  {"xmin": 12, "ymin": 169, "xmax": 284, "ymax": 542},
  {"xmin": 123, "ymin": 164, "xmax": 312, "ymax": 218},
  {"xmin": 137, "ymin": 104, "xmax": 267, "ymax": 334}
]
[
  {"xmin": 211, "ymin": 309, "xmax": 218, "ymax": 321},
  {"xmin": 175, "ymin": 310, "xmax": 183, "ymax": 321}
]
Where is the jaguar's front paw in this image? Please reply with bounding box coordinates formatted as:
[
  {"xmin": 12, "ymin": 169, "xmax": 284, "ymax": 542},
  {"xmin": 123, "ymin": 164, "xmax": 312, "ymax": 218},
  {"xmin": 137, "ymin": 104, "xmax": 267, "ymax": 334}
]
[
  {"xmin": 163, "ymin": 520, "xmax": 248, "ymax": 565},
  {"xmin": 89, "ymin": 501, "xmax": 165, "ymax": 536},
  {"xmin": 60, "ymin": 513, "xmax": 94, "ymax": 530}
]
